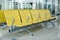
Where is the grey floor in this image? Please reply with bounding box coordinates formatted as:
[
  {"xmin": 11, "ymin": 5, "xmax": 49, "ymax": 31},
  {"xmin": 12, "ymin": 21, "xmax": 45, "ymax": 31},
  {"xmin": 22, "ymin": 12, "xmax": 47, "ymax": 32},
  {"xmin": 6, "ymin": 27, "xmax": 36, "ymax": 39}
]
[{"xmin": 0, "ymin": 16, "xmax": 60, "ymax": 40}]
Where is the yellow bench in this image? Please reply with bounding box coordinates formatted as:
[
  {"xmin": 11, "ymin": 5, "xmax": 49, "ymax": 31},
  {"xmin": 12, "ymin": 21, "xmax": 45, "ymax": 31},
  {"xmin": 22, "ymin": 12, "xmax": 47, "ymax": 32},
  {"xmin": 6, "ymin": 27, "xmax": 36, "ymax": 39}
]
[
  {"xmin": 0, "ymin": 10, "xmax": 6, "ymax": 24},
  {"xmin": 4, "ymin": 10, "xmax": 22, "ymax": 27},
  {"xmin": 19, "ymin": 10, "xmax": 32, "ymax": 26},
  {"xmin": 4, "ymin": 10, "xmax": 56, "ymax": 28},
  {"xmin": 30, "ymin": 10, "xmax": 42, "ymax": 23}
]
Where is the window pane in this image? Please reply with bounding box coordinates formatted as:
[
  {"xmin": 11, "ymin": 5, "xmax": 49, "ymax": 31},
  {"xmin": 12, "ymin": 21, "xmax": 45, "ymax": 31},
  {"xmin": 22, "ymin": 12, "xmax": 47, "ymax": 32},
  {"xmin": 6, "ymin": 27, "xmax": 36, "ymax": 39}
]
[
  {"xmin": 23, "ymin": 3, "xmax": 33, "ymax": 9},
  {"xmin": 0, "ymin": 4, "xmax": 1, "ymax": 9},
  {"xmin": 44, "ymin": 3, "xmax": 47, "ymax": 9},
  {"xmin": 47, "ymin": 0, "xmax": 52, "ymax": 2},
  {"xmin": 58, "ymin": 5, "xmax": 60, "ymax": 12},
  {"xmin": 39, "ymin": 3, "xmax": 42, "ymax": 9},
  {"xmin": 14, "ymin": 2, "xmax": 18, "ymax": 9}
]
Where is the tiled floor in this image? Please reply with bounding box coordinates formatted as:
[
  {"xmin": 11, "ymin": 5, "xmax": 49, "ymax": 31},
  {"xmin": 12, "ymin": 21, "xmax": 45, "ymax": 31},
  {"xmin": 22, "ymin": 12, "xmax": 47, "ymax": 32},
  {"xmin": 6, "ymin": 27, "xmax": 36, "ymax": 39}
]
[{"xmin": 0, "ymin": 26, "xmax": 58, "ymax": 40}]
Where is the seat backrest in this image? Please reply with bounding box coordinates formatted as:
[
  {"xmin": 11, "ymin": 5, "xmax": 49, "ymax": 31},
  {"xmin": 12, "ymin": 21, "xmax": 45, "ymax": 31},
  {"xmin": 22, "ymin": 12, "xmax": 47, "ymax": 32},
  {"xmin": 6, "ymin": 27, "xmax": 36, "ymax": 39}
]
[
  {"xmin": 0, "ymin": 10, "xmax": 6, "ymax": 23},
  {"xmin": 4, "ymin": 10, "xmax": 22, "ymax": 27},
  {"xmin": 30, "ymin": 10, "xmax": 41, "ymax": 23},
  {"xmin": 39, "ymin": 10, "xmax": 47, "ymax": 21},
  {"xmin": 19, "ymin": 10, "xmax": 32, "ymax": 26},
  {"xmin": 45, "ymin": 10, "xmax": 52, "ymax": 18}
]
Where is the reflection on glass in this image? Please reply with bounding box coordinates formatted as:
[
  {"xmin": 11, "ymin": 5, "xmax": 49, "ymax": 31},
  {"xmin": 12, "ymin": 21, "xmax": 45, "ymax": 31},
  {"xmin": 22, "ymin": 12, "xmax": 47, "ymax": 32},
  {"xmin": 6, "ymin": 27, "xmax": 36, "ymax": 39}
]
[
  {"xmin": 39, "ymin": 3, "xmax": 42, "ymax": 9},
  {"xmin": 48, "ymin": 4, "xmax": 51, "ymax": 11},
  {"xmin": 23, "ymin": 3, "xmax": 33, "ymax": 9},
  {"xmin": 0, "ymin": 5, "xmax": 1, "ymax": 9},
  {"xmin": 14, "ymin": 2, "xmax": 18, "ymax": 9},
  {"xmin": 52, "ymin": 4, "xmax": 55, "ymax": 15},
  {"xmin": 47, "ymin": 0, "xmax": 52, "ymax": 2},
  {"xmin": 18, "ymin": 3, "xmax": 21, "ymax": 9},
  {"xmin": 58, "ymin": 4, "xmax": 60, "ymax": 12},
  {"xmin": 35, "ymin": 2, "xmax": 42, "ymax": 9},
  {"xmin": 44, "ymin": 3, "xmax": 47, "ymax": 9}
]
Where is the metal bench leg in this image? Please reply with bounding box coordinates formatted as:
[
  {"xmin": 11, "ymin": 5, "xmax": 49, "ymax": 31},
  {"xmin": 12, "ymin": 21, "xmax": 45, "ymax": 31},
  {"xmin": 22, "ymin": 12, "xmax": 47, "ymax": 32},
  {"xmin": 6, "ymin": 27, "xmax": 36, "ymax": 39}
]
[
  {"xmin": 9, "ymin": 18, "xmax": 15, "ymax": 33},
  {"xmin": 45, "ymin": 20, "xmax": 56, "ymax": 28},
  {"xmin": 41, "ymin": 23, "xmax": 47, "ymax": 28},
  {"xmin": 54, "ymin": 20, "xmax": 58, "ymax": 29},
  {"xmin": 9, "ymin": 26, "xmax": 13, "ymax": 32},
  {"xmin": 49, "ymin": 20, "xmax": 56, "ymax": 27},
  {"xmin": 50, "ymin": 20, "xmax": 58, "ymax": 28}
]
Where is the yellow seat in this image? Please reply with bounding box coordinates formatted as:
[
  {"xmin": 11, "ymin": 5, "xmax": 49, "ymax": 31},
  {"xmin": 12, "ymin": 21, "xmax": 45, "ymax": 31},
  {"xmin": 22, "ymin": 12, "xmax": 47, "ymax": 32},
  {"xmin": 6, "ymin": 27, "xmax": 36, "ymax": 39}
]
[
  {"xmin": 45, "ymin": 10, "xmax": 56, "ymax": 20},
  {"xmin": 39, "ymin": 10, "xmax": 55, "ymax": 21},
  {"xmin": 19, "ymin": 10, "xmax": 32, "ymax": 26},
  {"xmin": 4, "ymin": 10, "xmax": 22, "ymax": 27},
  {"xmin": 0, "ymin": 10, "xmax": 6, "ymax": 23},
  {"xmin": 39, "ymin": 10, "xmax": 47, "ymax": 21},
  {"xmin": 30, "ymin": 10, "xmax": 41, "ymax": 23}
]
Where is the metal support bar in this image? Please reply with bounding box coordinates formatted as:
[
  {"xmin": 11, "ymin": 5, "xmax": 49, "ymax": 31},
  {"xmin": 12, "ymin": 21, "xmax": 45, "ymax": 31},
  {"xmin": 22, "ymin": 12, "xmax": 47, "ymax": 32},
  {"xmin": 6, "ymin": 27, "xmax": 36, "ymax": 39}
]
[
  {"xmin": 0, "ymin": 25, "xmax": 7, "ymax": 29},
  {"xmin": 49, "ymin": 20, "xmax": 56, "ymax": 27},
  {"xmin": 25, "ymin": 29, "xmax": 33, "ymax": 36},
  {"xmin": 41, "ymin": 23, "xmax": 47, "ymax": 28},
  {"xmin": 26, "ymin": 16, "xmax": 30, "ymax": 23},
  {"xmin": 41, "ymin": 20, "xmax": 56, "ymax": 28}
]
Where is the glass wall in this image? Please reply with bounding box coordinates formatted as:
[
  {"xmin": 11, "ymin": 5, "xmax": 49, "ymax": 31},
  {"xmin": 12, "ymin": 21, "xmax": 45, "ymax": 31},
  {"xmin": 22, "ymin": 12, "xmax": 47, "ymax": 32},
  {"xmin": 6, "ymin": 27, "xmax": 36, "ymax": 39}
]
[
  {"xmin": 0, "ymin": 4, "xmax": 1, "ymax": 9},
  {"xmin": 43, "ymin": 0, "xmax": 56, "ymax": 16},
  {"xmin": 13, "ymin": 2, "xmax": 33, "ymax": 9},
  {"xmin": 7, "ymin": 0, "xmax": 58, "ymax": 16},
  {"xmin": 14, "ymin": 2, "xmax": 18, "ymax": 9},
  {"xmin": 58, "ymin": 5, "xmax": 60, "ymax": 13},
  {"xmin": 23, "ymin": 3, "xmax": 33, "ymax": 9},
  {"xmin": 58, "ymin": 0, "xmax": 60, "ymax": 13}
]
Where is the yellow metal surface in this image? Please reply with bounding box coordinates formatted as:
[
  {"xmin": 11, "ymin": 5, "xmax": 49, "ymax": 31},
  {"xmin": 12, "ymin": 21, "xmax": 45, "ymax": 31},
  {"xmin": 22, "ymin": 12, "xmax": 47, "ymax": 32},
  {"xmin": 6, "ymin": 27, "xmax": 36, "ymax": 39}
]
[
  {"xmin": 0, "ymin": 10, "xmax": 6, "ymax": 23},
  {"xmin": 19, "ymin": 10, "xmax": 32, "ymax": 26},
  {"xmin": 4, "ymin": 10, "xmax": 22, "ymax": 27},
  {"xmin": 45, "ymin": 10, "xmax": 51, "ymax": 18},
  {"xmin": 45, "ymin": 10, "xmax": 55, "ymax": 19},
  {"xmin": 30, "ymin": 10, "xmax": 41, "ymax": 23},
  {"xmin": 4, "ymin": 10, "xmax": 55, "ymax": 27},
  {"xmin": 39, "ymin": 10, "xmax": 47, "ymax": 21}
]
